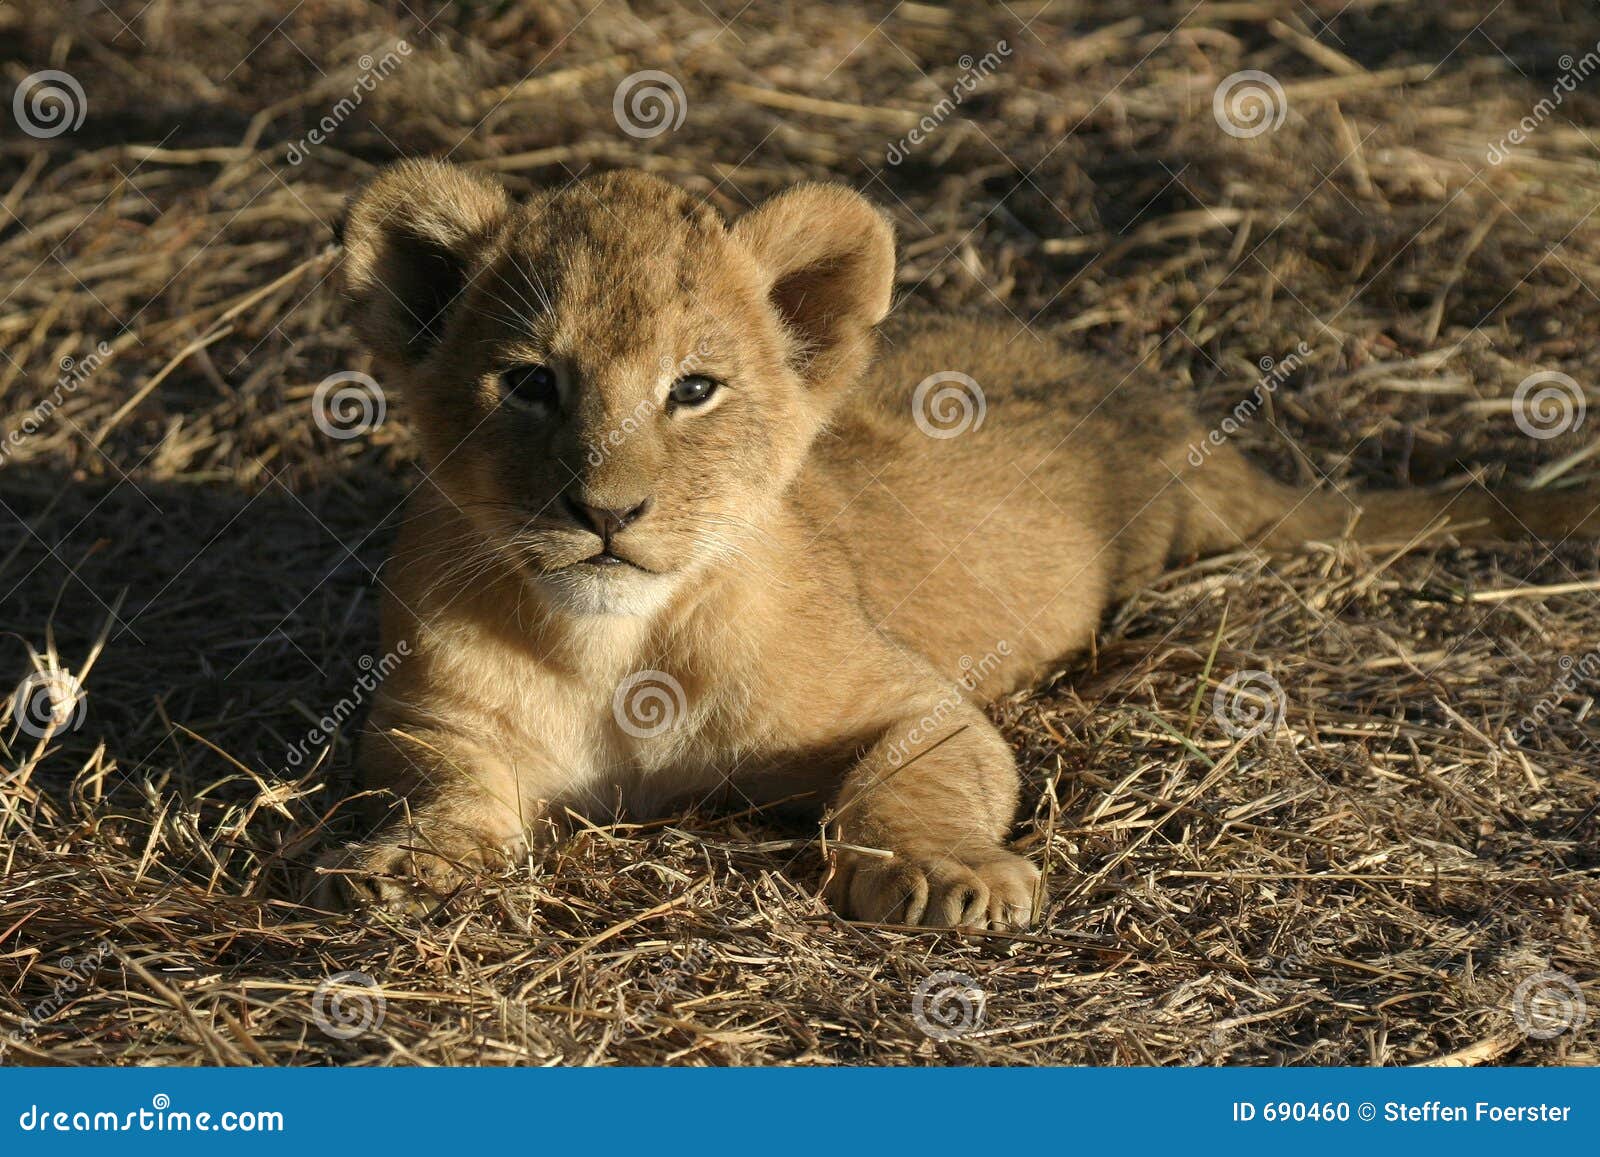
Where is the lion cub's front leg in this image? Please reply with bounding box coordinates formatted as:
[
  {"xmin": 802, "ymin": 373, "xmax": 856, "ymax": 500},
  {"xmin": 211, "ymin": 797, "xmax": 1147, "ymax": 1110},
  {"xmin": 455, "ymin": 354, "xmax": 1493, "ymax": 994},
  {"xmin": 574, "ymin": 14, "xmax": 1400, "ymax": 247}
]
[
  {"xmin": 323, "ymin": 723, "xmax": 538, "ymax": 915},
  {"xmin": 824, "ymin": 697, "xmax": 1040, "ymax": 930}
]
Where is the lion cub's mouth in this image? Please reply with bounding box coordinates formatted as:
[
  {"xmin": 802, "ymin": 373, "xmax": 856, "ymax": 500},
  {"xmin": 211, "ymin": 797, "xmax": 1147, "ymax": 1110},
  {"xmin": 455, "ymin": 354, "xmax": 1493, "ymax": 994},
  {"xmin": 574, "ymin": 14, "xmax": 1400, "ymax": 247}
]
[
  {"xmin": 504, "ymin": 522, "xmax": 663, "ymax": 579},
  {"xmin": 575, "ymin": 549, "xmax": 655, "ymax": 573}
]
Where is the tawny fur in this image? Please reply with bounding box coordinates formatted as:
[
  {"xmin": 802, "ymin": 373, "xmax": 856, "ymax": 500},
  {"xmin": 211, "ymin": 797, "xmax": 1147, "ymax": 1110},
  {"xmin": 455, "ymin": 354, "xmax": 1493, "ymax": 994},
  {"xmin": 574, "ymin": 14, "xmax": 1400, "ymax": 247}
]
[{"xmin": 328, "ymin": 158, "xmax": 1600, "ymax": 928}]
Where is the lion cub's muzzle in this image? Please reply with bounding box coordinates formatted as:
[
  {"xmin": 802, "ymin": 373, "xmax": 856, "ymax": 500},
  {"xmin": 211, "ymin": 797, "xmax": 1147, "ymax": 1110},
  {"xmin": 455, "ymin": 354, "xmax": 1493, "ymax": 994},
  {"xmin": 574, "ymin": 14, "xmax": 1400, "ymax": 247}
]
[{"xmin": 557, "ymin": 490, "xmax": 656, "ymax": 571}]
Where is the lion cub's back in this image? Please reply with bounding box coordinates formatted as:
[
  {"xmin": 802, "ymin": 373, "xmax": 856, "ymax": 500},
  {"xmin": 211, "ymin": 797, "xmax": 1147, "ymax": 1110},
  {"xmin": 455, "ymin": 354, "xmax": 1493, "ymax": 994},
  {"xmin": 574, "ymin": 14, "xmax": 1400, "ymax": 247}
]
[{"xmin": 806, "ymin": 313, "xmax": 1189, "ymax": 694}]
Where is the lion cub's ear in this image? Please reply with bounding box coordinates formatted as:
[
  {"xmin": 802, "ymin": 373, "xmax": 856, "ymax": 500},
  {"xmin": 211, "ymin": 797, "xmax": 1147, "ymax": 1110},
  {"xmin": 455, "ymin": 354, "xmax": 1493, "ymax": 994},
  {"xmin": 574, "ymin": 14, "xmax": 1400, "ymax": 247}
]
[
  {"xmin": 731, "ymin": 184, "xmax": 895, "ymax": 391},
  {"xmin": 340, "ymin": 159, "xmax": 512, "ymax": 365}
]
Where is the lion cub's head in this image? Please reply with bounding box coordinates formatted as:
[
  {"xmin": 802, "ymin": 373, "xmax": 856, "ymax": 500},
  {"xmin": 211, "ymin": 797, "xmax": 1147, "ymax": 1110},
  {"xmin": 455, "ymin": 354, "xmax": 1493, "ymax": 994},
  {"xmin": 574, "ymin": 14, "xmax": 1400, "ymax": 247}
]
[{"xmin": 341, "ymin": 159, "xmax": 894, "ymax": 615}]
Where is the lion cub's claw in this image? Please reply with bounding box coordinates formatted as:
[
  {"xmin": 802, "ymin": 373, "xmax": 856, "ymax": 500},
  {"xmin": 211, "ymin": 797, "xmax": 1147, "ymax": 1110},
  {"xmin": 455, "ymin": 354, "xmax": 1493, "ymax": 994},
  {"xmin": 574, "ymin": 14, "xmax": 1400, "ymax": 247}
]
[{"xmin": 828, "ymin": 847, "xmax": 1039, "ymax": 930}]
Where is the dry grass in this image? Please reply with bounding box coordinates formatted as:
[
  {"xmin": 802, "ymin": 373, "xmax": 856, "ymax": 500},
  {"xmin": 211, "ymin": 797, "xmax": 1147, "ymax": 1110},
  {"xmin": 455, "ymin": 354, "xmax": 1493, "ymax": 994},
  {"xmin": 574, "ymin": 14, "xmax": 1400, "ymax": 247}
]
[{"xmin": 3, "ymin": 0, "xmax": 1598, "ymax": 1066}]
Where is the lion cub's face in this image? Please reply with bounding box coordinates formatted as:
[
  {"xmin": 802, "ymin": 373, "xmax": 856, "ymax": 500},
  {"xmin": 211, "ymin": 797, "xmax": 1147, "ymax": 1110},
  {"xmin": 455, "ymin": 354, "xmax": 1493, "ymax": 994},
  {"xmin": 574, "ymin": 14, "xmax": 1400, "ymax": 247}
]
[{"xmin": 342, "ymin": 163, "xmax": 894, "ymax": 615}]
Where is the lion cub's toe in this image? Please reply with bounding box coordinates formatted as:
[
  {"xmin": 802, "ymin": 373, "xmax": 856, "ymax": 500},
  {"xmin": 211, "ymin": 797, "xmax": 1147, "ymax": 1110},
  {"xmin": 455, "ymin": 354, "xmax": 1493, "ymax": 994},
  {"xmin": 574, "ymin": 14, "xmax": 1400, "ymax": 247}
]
[
  {"xmin": 829, "ymin": 847, "xmax": 1040, "ymax": 930},
  {"xmin": 963, "ymin": 850, "xmax": 1041, "ymax": 929},
  {"xmin": 316, "ymin": 827, "xmax": 510, "ymax": 916}
]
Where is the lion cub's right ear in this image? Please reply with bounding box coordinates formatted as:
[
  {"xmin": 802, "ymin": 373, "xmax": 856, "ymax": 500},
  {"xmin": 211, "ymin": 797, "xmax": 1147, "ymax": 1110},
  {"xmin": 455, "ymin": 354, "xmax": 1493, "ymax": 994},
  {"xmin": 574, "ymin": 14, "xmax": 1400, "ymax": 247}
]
[
  {"xmin": 732, "ymin": 183, "xmax": 895, "ymax": 395},
  {"xmin": 340, "ymin": 159, "xmax": 512, "ymax": 365}
]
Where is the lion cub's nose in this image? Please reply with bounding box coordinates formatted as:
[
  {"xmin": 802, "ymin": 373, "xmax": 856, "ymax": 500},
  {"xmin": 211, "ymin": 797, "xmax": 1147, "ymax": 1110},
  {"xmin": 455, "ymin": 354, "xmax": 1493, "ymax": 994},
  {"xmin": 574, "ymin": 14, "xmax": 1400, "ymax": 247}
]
[{"xmin": 562, "ymin": 494, "xmax": 652, "ymax": 537}]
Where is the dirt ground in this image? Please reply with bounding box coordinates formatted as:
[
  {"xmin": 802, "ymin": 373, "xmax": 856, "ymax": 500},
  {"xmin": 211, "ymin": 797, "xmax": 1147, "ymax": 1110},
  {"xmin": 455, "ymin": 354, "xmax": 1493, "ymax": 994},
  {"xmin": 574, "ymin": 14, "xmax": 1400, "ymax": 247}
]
[{"xmin": 1, "ymin": 0, "xmax": 1597, "ymax": 1066}]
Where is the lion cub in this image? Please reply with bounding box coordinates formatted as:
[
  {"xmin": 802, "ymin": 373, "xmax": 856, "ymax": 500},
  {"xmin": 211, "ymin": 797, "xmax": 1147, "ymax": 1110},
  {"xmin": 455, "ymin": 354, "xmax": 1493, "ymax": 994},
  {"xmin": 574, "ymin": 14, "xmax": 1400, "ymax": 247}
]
[{"xmin": 332, "ymin": 159, "xmax": 1599, "ymax": 928}]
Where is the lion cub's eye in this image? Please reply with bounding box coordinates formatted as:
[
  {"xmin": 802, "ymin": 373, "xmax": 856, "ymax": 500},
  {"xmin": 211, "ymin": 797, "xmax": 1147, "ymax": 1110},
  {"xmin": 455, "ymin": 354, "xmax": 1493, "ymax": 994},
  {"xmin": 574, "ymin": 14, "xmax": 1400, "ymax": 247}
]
[
  {"xmin": 669, "ymin": 374, "xmax": 720, "ymax": 408},
  {"xmin": 500, "ymin": 364, "xmax": 559, "ymax": 411}
]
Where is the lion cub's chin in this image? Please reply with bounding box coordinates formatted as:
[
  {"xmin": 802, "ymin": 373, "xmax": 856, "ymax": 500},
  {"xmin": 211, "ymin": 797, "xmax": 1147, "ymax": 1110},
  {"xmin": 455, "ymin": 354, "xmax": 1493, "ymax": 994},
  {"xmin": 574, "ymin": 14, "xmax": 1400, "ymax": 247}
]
[{"xmin": 529, "ymin": 564, "xmax": 680, "ymax": 618}]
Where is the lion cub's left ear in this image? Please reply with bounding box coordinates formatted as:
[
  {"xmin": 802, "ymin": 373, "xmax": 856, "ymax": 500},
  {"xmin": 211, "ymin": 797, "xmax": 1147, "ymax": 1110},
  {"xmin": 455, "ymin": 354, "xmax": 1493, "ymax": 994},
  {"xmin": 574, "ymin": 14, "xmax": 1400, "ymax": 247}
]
[
  {"xmin": 731, "ymin": 184, "xmax": 895, "ymax": 392},
  {"xmin": 340, "ymin": 158, "xmax": 513, "ymax": 366}
]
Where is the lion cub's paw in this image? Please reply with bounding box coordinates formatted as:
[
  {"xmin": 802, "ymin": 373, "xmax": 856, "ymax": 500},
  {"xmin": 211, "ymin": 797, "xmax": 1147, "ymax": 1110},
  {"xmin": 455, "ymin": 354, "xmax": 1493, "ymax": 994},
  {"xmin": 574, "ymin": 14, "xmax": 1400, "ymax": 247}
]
[
  {"xmin": 316, "ymin": 826, "xmax": 510, "ymax": 916},
  {"xmin": 827, "ymin": 847, "xmax": 1039, "ymax": 930}
]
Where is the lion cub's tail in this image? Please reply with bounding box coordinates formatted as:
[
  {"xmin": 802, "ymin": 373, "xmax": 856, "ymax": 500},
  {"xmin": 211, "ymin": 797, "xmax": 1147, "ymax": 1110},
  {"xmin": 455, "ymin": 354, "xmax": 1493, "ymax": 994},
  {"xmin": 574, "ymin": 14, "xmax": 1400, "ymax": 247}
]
[
  {"xmin": 1283, "ymin": 482, "xmax": 1600, "ymax": 547},
  {"xmin": 1180, "ymin": 445, "xmax": 1600, "ymax": 555}
]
